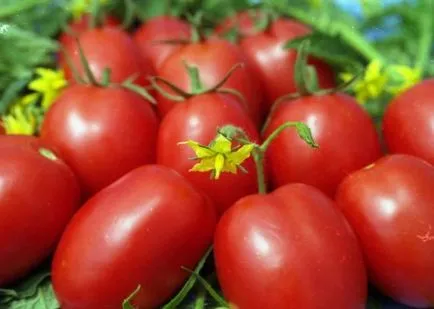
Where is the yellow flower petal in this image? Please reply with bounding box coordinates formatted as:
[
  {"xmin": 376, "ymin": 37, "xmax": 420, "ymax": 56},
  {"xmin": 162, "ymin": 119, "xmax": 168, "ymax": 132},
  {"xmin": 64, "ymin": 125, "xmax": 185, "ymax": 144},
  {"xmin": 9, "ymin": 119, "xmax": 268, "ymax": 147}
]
[
  {"xmin": 339, "ymin": 72, "xmax": 355, "ymax": 82},
  {"xmin": 178, "ymin": 140, "xmax": 216, "ymax": 158},
  {"xmin": 214, "ymin": 154, "xmax": 225, "ymax": 179},
  {"xmin": 365, "ymin": 59, "xmax": 382, "ymax": 81},
  {"xmin": 210, "ymin": 134, "xmax": 232, "ymax": 154},
  {"xmin": 190, "ymin": 157, "xmax": 217, "ymax": 173},
  {"xmin": 20, "ymin": 93, "xmax": 40, "ymax": 106},
  {"xmin": 228, "ymin": 143, "xmax": 254, "ymax": 165}
]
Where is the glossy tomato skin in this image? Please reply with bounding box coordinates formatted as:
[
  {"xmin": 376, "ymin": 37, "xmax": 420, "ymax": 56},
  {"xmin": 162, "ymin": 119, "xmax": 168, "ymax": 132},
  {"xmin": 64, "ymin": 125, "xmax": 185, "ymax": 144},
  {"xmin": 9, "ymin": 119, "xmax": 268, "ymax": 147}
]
[
  {"xmin": 335, "ymin": 154, "xmax": 434, "ymax": 308},
  {"xmin": 383, "ymin": 79, "xmax": 434, "ymax": 164},
  {"xmin": 264, "ymin": 93, "xmax": 382, "ymax": 197},
  {"xmin": 52, "ymin": 165, "xmax": 216, "ymax": 309},
  {"xmin": 60, "ymin": 27, "xmax": 154, "ymax": 87},
  {"xmin": 40, "ymin": 85, "xmax": 159, "ymax": 197},
  {"xmin": 133, "ymin": 16, "xmax": 192, "ymax": 70},
  {"xmin": 0, "ymin": 140, "xmax": 80, "ymax": 286},
  {"xmin": 217, "ymin": 13, "xmax": 335, "ymax": 109},
  {"xmin": 214, "ymin": 183, "xmax": 367, "ymax": 309},
  {"xmin": 157, "ymin": 93, "xmax": 259, "ymax": 216},
  {"xmin": 155, "ymin": 39, "xmax": 265, "ymax": 127},
  {"xmin": 58, "ymin": 14, "xmax": 120, "ymax": 64}
]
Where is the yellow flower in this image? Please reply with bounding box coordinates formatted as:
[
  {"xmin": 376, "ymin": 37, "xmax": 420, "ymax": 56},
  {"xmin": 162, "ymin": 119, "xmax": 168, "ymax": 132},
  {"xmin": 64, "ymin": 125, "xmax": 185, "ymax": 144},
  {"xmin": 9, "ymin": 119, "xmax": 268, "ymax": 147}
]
[
  {"xmin": 69, "ymin": 0, "xmax": 109, "ymax": 20},
  {"xmin": 28, "ymin": 68, "xmax": 67, "ymax": 110},
  {"xmin": 340, "ymin": 59, "xmax": 388, "ymax": 104},
  {"xmin": 386, "ymin": 65, "xmax": 422, "ymax": 96},
  {"xmin": 2, "ymin": 104, "xmax": 37, "ymax": 136},
  {"xmin": 178, "ymin": 134, "xmax": 255, "ymax": 179}
]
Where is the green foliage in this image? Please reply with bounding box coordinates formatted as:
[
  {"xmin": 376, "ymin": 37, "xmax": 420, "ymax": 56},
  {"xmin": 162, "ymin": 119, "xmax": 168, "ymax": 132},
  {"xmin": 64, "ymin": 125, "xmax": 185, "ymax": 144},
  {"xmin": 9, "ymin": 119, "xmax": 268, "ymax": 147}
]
[{"xmin": 0, "ymin": 268, "xmax": 59, "ymax": 309}]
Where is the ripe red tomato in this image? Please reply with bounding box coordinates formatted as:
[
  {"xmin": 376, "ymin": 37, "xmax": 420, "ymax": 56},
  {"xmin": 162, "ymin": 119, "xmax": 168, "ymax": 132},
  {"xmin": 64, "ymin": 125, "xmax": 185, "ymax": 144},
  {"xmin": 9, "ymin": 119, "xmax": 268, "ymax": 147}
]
[
  {"xmin": 154, "ymin": 39, "xmax": 265, "ymax": 127},
  {"xmin": 0, "ymin": 137, "xmax": 80, "ymax": 286},
  {"xmin": 133, "ymin": 16, "xmax": 192, "ymax": 70},
  {"xmin": 157, "ymin": 93, "xmax": 259, "ymax": 216},
  {"xmin": 60, "ymin": 27, "xmax": 154, "ymax": 87},
  {"xmin": 52, "ymin": 165, "xmax": 216, "ymax": 309},
  {"xmin": 383, "ymin": 79, "xmax": 434, "ymax": 165},
  {"xmin": 264, "ymin": 93, "xmax": 382, "ymax": 197},
  {"xmin": 40, "ymin": 85, "xmax": 159, "ymax": 197},
  {"xmin": 58, "ymin": 14, "xmax": 120, "ymax": 64},
  {"xmin": 216, "ymin": 12, "xmax": 335, "ymax": 109},
  {"xmin": 335, "ymin": 154, "xmax": 434, "ymax": 308},
  {"xmin": 214, "ymin": 183, "xmax": 367, "ymax": 309}
]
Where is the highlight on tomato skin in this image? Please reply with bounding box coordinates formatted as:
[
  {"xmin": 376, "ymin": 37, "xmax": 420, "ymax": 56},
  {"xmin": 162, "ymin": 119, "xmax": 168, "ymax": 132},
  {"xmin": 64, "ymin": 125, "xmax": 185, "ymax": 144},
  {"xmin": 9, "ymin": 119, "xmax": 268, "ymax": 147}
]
[
  {"xmin": 0, "ymin": 138, "xmax": 81, "ymax": 286},
  {"xmin": 214, "ymin": 183, "xmax": 368, "ymax": 309},
  {"xmin": 51, "ymin": 164, "xmax": 217, "ymax": 309},
  {"xmin": 335, "ymin": 154, "xmax": 434, "ymax": 308},
  {"xmin": 40, "ymin": 85, "xmax": 159, "ymax": 198}
]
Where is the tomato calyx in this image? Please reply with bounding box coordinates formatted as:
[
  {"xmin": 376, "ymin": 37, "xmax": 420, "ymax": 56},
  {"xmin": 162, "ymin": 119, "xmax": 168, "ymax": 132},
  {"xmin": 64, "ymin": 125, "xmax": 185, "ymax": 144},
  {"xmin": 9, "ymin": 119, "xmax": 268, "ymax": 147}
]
[
  {"xmin": 150, "ymin": 62, "xmax": 246, "ymax": 105},
  {"xmin": 62, "ymin": 37, "xmax": 156, "ymax": 104},
  {"xmin": 261, "ymin": 39, "xmax": 360, "ymax": 134},
  {"xmin": 180, "ymin": 122, "xmax": 317, "ymax": 194}
]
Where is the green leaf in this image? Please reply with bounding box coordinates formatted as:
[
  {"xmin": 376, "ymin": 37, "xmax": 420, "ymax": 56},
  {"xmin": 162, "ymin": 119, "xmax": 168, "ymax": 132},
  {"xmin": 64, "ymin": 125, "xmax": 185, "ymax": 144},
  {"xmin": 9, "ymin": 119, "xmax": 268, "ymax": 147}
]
[
  {"xmin": 0, "ymin": 270, "xmax": 59, "ymax": 309},
  {"xmin": 161, "ymin": 246, "xmax": 213, "ymax": 309},
  {"xmin": 133, "ymin": 0, "xmax": 172, "ymax": 21},
  {"xmin": 284, "ymin": 32, "xmax": 364, "ymax": 71},
  {"xmin": 295, "ymin": 122, "xmax": 319, "ymax": 148}
]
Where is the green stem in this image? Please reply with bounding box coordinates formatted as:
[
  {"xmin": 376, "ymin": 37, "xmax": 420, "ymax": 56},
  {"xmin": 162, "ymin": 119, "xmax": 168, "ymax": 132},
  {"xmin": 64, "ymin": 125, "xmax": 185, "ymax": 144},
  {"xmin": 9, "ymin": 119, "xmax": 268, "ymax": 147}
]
[
  {"xmin": 89, "ymin": 0, "xmax": 101, "ymax": 29},
  {"xmin": 252, "ymin": 150, "xmax": 267, "ymax": 194},
  {"xmin": 414, "ymin": 0, "xmax": 433, "ymax": 73},
  {"xmin": 193, "ymin": 291, "xmax": 206, "ymax": 309},
  {"xmin": 185, "ymin": 62, "xmax": 205, "ymax": 94}
]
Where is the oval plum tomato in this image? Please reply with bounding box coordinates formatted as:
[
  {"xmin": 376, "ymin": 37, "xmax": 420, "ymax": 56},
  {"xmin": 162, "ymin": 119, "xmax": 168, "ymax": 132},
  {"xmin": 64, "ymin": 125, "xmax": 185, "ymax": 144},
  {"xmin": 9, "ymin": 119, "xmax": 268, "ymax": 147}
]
[
  {"xmin": 133, "ymin": 16, "xmax": 192, "ymax": 70},
  {"xmin": 335, "ymin": 154, "xmax": 434, "ymax": 308},
  {"xmin": 157, "ymin": 93, "xmax": 259, "ymax": 216},
  {"xmin": 216, "ymin": 12, "xmax": 335, "ymax": 110},
  {"xmin": 60, "ymin": 27, "xmax": 154, "ymax": 87},
  {"xmin": 383, "ymin": 79, "xmax": 434, "ymax": 165},
  {"xmin": 0, "ymin": 139, "xmax": 80, "ymax": 286},
  {"xmin": 214, "ymin": 183, "xmax": 367, "ymax": 309},
  {"xmin": 52, "ymin": 165, "xmax": 216, "ymax": 309},
  {"xmin": 264, "ymin": 93, "xmax": 382, "ymax": 197},
  {"xmin": 40, "ymin": 85, "xmax": 159, "ymax": 197},
  {"xmin": 58, "ymin": 14, "xmax": 120, "ymax": 64},
  {"xmin": 154, "ymin": 39, "xmax": 265, "ymax": 127}
]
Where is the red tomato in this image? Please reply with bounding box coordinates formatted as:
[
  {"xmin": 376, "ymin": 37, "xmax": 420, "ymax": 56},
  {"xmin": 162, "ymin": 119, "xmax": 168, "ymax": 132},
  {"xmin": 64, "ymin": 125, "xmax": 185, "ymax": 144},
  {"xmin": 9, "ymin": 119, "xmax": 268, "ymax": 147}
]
[
  {"xmin": 214, "ymin": 10, "xmax": 264, "ymax": 37},
  {"xmin": 60, "ymin": 27, "xmax": 154, "ymax": 87},
  {"xmin": 214, "ymin": 183, "xmax": 367, "ymax": 309},
  {"xmin": 264, "ymin": 93, "xmax": 382, "ymax": 197},
  {"xmin": 52, "ymin": 165, "xmax": 216, "ymax": 309},
  {"xmin": 40, "ymin": 85, "xmax": 159, "ymax": 197},
  {"xmin": 0, "ymin": 138, "xmax": 80, "ymax": 286},
  {"xmin": 383, "ymin": 79, "xmax": 434, "ymax": 164},
  {"xmin": 154, "ymin": 39, "xmax": 265, "ymax": 127},
  {"xmin": 157, "ymin": 93, "xmax": 259, "ymax": 216},
  {"xmin": 0, "ymin": 122, "xmax": 5, "ymax": 135},
  {"xmin": 335, "ymin": 154, "xmax": 434, "ymax": 308},
  {"xmin": 216, "ymin": 12, "xmax": 335, "ymax": 109},
  {"xmin": 133, "ymin": 16, "xmax": 192, "ymax": 70},
  {"xmin": 58, "ymin": 14, "xmax": 120, "ymax": 64}
]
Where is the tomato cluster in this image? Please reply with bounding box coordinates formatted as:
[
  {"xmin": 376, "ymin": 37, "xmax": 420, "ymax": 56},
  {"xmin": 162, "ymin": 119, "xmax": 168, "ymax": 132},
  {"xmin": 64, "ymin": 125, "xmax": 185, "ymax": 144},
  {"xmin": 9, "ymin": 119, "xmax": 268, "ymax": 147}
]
[{"xmin": 1, "ymin": 10, "xmax": 434, "ymax": 309}]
